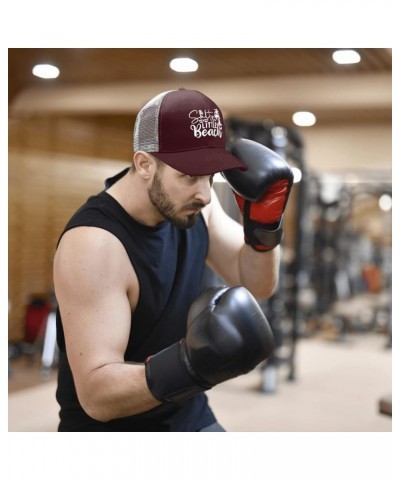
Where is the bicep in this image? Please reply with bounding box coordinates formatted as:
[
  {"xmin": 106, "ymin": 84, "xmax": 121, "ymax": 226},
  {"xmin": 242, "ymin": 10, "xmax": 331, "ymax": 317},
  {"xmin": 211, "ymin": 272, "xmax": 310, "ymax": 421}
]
[{"xmin": 54, "ymin": 228, "xmax": 136, "ymax": 388}]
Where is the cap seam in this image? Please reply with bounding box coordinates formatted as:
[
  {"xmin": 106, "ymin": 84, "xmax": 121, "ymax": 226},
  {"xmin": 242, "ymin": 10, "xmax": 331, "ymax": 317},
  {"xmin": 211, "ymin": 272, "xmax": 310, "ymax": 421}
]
[{"xmin": 153, "ymin": 145, "xmax": 226, "ymax": 154}]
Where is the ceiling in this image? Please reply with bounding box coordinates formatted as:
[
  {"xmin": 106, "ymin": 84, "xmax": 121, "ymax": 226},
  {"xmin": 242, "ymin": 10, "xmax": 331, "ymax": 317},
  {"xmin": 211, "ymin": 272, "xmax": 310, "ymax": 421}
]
[{"xmin": 8, "ymin": 48, "xmax": 392, "ymax": 127}]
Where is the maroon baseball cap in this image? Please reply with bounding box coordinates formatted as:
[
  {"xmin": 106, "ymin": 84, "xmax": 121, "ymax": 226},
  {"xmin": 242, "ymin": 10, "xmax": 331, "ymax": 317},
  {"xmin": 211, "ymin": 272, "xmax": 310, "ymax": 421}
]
[{"xmin": 133, "ymin": 88, "xmax": 246, "ymax": 175}]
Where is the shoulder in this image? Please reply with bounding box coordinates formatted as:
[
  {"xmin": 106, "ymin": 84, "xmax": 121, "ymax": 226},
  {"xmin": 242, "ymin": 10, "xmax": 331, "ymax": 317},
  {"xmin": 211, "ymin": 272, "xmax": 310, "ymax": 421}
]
[
  {"xmin": 57, "ymin": 226, "xmax": 126, "ymax": 261},
  {"xmin": 54, "ymin": 226, "xmax": 138, "ymax": 296}
]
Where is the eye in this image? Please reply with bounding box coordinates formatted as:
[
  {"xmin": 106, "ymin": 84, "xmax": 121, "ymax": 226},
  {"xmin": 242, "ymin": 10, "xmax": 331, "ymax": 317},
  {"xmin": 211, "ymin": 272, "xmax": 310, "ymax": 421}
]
[{"xmin": 209, "ymin": 174, "xmax": 215, "ymax": 186}]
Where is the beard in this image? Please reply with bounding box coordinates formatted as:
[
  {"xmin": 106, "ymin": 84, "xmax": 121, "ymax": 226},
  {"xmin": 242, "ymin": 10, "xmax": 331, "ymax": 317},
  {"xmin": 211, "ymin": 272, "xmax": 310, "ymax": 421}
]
[{"xmin": 148, "ymin": 170, "xmax": 204, "ymax": 229}]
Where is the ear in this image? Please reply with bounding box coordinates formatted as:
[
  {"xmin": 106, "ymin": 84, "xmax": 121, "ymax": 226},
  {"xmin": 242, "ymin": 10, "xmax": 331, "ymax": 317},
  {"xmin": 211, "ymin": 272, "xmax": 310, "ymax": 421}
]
[{"xmin": 133, "ymin": 152, "xmax": 157, "ymax": 180}]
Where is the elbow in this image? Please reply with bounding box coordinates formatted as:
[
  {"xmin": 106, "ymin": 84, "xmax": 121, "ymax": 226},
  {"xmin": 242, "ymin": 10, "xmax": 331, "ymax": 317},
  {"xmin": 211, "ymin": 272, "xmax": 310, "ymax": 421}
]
[
  {"xmin": 83, "ymin": 402, "xmax": 111, "ymax": 423},
  {"xmin": 249, "ymin": 277, "xmax": 278, "ymax": 301},
  {"xmin": 77, "ymin": 382, "xmax": 114, "ymax": 423},
  {"xmin": 79, "ymin": 394, "xmax": 111, "ymax": 423},
  {"xmin": 267, "ymin": 277, "xmax": 279, "ymax": 298}
]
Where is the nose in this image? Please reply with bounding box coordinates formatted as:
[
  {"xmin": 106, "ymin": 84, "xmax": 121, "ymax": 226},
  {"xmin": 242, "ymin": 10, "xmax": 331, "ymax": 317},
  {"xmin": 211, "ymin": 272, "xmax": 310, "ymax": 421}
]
[{"xmin": 194, "ymin": 176, "xmax": 212, "ymax": 206}]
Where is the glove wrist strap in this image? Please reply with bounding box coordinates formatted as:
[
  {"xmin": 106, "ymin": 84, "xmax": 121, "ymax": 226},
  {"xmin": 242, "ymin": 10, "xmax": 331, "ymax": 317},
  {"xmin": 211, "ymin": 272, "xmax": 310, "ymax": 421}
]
[
  {"xmin": 244, "ymin": 216, "xmax": 284, "ymax": 251},
  {"xmin": 145, "ymin": 341, "xmax": 211, "ymax": 403}
]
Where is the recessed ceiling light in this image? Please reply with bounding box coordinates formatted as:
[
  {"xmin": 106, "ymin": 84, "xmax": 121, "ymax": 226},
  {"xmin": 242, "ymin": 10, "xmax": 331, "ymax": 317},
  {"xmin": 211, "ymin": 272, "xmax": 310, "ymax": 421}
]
[
  {"xmin": 332, "ymin": 49, "xmax": 361, "ymax": 65},
  {"xmin": 379, "ymin": 194, "xmax": 392, "ymax": 212},
  {"xmin": 32, "ymin": 64, "xmax": 60, "ymax": 79},
  {"xmin": 292, "ymin": 167, "xmax": 302, "ymax": 183},
  {"xmin": 169, "ymin": 57, "xmax": 198, "ymax": 73},
  {"xmin": 292, "ymin": 111, "xmax": 316, "ymax": 127}
]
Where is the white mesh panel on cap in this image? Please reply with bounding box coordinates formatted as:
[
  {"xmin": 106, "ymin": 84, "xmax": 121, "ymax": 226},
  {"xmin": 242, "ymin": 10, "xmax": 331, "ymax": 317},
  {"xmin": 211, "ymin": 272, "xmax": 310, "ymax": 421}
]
[{"xmin": 133, "ymin": 90, "xmax": 174, "ymax": 152}]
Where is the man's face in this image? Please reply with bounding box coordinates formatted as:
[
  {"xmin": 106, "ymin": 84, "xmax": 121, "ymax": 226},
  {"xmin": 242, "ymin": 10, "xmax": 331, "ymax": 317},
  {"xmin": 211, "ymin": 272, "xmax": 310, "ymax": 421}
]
[{"xmin": 148, "ymin": 164, "xmax": 213, "ymax": 229}]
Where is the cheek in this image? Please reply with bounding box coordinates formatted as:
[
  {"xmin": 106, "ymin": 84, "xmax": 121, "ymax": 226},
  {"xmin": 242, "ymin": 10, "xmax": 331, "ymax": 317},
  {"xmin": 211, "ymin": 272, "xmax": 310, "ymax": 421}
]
[
  {"xmin": 157, "ymin": 174, "xmax": 179, "ymax": 201},
  {"xmin": 169, "ymin": 182, "xmax": 192, "ymax": 202},
  {"xmin": 165, "ymin": 185, "xmax": 182, "ymax": 204},
  {"xmin": 161, "ymin": 172, "xmax": 195, "ymax": 204}
]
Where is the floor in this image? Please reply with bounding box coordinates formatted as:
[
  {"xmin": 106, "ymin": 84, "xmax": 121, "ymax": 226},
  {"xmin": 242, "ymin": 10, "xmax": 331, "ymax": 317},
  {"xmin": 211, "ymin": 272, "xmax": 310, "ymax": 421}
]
[{"xmin": 8, "ymin": 332, "xmax": 392, "ymax": 432}]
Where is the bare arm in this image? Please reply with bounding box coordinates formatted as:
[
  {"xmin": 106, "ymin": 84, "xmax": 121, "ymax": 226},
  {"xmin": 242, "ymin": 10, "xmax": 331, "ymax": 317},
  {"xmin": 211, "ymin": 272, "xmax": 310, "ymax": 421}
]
[
  {"xmin": 204, "ymin": 189, "xmax": 279, "ymax": 299},
  {"xmin": 53, "ymin": 227, "xmax": 160, "ymax": 422}
]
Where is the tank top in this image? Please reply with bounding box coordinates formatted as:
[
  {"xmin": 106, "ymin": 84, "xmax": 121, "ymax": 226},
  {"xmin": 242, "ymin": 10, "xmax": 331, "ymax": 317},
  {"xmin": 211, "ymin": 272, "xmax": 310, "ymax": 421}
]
[{"xmin": 55, "ymin": 167, "xmax": 217, "ymax": 431}]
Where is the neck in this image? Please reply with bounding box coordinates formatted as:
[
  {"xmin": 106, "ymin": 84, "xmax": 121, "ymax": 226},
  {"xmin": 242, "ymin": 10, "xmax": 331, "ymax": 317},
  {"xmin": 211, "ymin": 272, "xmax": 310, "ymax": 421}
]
[{"xmin": 106, "ymin": 168, "xmax": 165, "ymax": 226}]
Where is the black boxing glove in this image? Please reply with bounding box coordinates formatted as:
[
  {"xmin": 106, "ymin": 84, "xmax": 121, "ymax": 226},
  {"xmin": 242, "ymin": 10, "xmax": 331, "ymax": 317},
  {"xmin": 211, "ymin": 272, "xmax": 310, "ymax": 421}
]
[
  {"xmin": 145, "ymin": 285, "xmax": 274, "ymax": 403},
  {"xmin": 223, "ymin": 138, "xmax": 294, "ymax": 251}
]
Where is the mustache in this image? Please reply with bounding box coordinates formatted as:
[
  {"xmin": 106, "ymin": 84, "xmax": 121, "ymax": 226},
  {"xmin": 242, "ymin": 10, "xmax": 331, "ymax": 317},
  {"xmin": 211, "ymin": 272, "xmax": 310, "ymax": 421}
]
[{"xmin": 180, "ymin": 201, "xmax": 205, "ymax": 212}]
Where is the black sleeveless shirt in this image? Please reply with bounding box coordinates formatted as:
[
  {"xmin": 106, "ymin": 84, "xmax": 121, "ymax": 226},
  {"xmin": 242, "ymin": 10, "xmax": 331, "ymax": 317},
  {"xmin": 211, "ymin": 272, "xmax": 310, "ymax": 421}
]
[{"xmin": 55, "ymin": 168, "xmax": 216, "ymax": 431}]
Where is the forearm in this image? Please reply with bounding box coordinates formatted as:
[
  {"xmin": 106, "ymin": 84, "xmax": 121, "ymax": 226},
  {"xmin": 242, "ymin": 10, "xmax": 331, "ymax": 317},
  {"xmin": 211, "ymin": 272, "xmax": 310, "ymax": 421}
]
[
  {"xmin": 222, "ymin": 138, "xmax": 292, "ymax": 294},
  {"xmin": 77, "ymin": 362, "xmax": 161, "ymax": 422},
  {"xmin": 239, "ymin": 244, "xmax": 280, "ymax": 299}
]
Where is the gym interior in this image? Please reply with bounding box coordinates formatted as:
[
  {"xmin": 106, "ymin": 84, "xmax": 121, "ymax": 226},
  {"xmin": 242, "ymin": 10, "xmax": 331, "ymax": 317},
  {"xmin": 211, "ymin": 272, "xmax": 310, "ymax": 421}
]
[{"xmin": 8, "ymin": 48, "xmax": 392, "ymax": 433}]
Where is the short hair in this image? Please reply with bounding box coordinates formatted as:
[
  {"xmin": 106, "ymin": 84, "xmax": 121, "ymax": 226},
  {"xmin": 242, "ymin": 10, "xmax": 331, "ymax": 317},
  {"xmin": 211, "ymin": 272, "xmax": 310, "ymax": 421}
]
[{"xmin": 132, "ymin": 152, "xmax": 165, "ymax": 172}]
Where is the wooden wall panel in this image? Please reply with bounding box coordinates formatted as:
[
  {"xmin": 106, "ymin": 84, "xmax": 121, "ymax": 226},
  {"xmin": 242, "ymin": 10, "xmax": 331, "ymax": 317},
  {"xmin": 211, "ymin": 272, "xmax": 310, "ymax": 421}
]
[{"xmin": 8, "ymin": 116, "xmax": 130, "ymax": 342}]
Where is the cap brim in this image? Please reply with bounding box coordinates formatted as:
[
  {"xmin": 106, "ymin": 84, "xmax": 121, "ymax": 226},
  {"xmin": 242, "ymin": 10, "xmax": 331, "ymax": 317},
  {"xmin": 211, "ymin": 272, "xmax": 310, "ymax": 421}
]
[{"xmin": 151, "ymin": 148, "xmax": 246, "ymax": 176}]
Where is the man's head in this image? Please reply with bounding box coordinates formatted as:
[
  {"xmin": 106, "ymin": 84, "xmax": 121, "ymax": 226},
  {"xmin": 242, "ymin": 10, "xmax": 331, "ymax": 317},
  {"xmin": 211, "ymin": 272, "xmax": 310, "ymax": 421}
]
[
  {"xmin": 133, "ymin": 88, "xmax": 245, "ymax": 176},
  {"xmin": 130, "ymin": 88, "xmax": 246, "ymax": 228}
]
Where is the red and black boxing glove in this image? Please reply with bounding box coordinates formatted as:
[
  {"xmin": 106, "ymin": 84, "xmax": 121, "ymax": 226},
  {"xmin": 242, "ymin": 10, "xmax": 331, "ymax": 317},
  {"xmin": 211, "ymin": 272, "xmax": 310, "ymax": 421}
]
[{"xmin": 222, "ymin": 138, "xmax": 294, "ymax": 251}]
